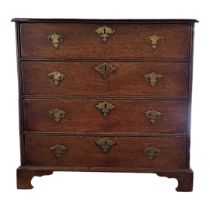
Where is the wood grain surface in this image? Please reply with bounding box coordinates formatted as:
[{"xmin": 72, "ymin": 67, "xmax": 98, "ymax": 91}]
[
  {"xmin": 14, "ymin": 19, "xmax": 195, "ymax": 190},
  {"xmin": 22, "ymin": 61, "xmax": 189, "ymax": 96},
  {"xmin": 23, "ymin": 99, "xmax": 188, "ymax": 133},
  {"xmin": 20, "ymin": 23, "xmax": 191, "ymax": 59},
  {"xmin": 25, "ymin": 134, "xmax": 186, "ymax": 169}
]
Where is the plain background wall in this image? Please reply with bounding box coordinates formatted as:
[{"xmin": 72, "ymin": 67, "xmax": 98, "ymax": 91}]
[{"xmin": 0, "ymin": 0, "xmax": 209, "ymax": 209}]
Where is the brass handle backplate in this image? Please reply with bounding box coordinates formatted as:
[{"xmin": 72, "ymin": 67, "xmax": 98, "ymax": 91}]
[
  {"xmin": 95, "ymin": 138, "xmax": 116, "ymax": 152},
  {"xmin": 145, "ymin": 110, "xmax": 162, "ymax": 124},
  {"xmin": 95, "ymin": 63, "xmax": 116, "ymax": 79},
  {"xmin": 144, "ymin": 146, "xmax": 161, "ymax": 160},
  {"xmin": 95, "ymin": 25, "xmax": 115, "ymax": 42},
  {"xmin": 144, "ymin": 72, "xmax": 163, "ymax": 87},
  {"xmin": 47, "ymin": 33, "xmax": 64, "ymax": 48},
  {"xmin": 50, "ymin": 144, "xmax": 67, "ymax": 158},
  {"xmin": 49, "ymin": 108, "xmax": 66, "ymax": 122},
  {"xmin": 145, "ymin": 34, "xmax": 164, "ymax": 50},
  {"xmin": 96, "ymin": 101, "xmax": 115, "ymax": 117},
  {"xmin": 48, "ymin": 71, "xmax": 65, "ymax": 86}
]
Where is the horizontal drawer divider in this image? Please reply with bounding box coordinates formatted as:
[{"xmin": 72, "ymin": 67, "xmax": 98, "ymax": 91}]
[
  {"xmin": 24, "ymin": 131, "xmax": 188, "ymax": 137},
  {"xmin": 19, "ymin": 57, "xmax": 192, "ymax": 63},
  {"xmin": 22, "ymin": 95, "xmax": 190, "ymax": 100}
]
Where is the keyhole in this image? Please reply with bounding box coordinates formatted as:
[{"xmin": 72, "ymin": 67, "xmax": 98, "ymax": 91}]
[{"xmin": 104, "ymin": 28, "xmax": 106, "ymax": 34}]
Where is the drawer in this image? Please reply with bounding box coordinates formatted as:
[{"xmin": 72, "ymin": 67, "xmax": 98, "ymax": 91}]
[
  {"xmin": 22, "ymin": 61, "xmax": 189, "ymax": 97},
  {"xmin": 20, "ymin": 23, "xmax": 191, "ymax": 59},
  {"xmin": 25, "ymin": 135, "xmax": 186, "ymax": 169},
  {"xmin": 23, "ymin": 99, "xmax": 188, "ymax": 133}
]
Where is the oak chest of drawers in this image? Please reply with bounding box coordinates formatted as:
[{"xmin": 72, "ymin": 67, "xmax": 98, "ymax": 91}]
[{"xmin": 13, "ymin": 18, "xmax": 197, "ymax": 191}]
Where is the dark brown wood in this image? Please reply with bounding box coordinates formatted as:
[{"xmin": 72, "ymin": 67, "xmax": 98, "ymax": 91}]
[
  {"xmin": 16, "ymin": 166, "xmax": 193, "ymax": 191},
  {"xmin": 13, "ymin": 19, "xmax": 196, "ymax": 191},
  {"xmin": 157, "ymin": 169, "xmax": 193, "ymax": 191},
  {"xmin": 15, "ymin": 22, "xmax": 26, "ymax": 165},
  {"xmin": 25, "ymin": 134, "xmax": 186, "ymax": 168},
  {"xmin": 23, "ymin": 99, "xmax": 188, "ymax": 133},
  {"xmin": 22, "ymin": 61, "xmax": 189, "ymax": 97},
  {"xmin": 17, "ymin": 167, "xmax": 53, "ymax": 189},
  {"xmin": 24, "ymin": 131, "xmax": 187, "ymax": 137},
  {"xmin": 12, "ymin": 18, "xmax": 198, "ymax": 23},
  {"xmin": 20, "ymin": 23, "xmax": 191, "ymax": 59}
]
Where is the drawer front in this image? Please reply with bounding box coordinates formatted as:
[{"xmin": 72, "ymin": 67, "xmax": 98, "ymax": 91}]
[
  {"xmin": 23, "ymin": 99, "xmax": 188, "ymax": 133},
  {"xmin": 22, "ymin": 61, "xmax": 189, "ymax": 97},
  {"xmin": 25, "ymin": 135, "xmax": 186, "ymax": 169},
  {"xmin": 20, "ymin": 23, "xmax": 191, "ymax": 59}
]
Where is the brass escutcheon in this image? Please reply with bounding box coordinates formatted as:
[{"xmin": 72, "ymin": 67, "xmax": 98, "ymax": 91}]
[
  {"xmin": 145, "ymin": 110, "xmax": 162, "ymax": 124},
  {"xmin": 144, "ymin": 72, "xmax": 163, "ymax": 87},
  {"xmin": 50, "ymin": 144, "xmax": 67, "ymax": 158},
  {"xmin": 47, "ymin": 33, "xmax": 64, "ymax": 48},
  {"xmin": 144, "ymin": 146, "xmax": 161, "ymax": 160},
  {"xmin": 49, "ymin": 108, "xmax": 66, "ymax": 122},
  {"xmin": 145, "ymin": 34, "xmax": 164, "ymax": 50},
  {"xmin": 48, "ymin": 71, "xmax": 65, "ymax": 86},
  {"xmin": 95, "ymin": 63, "xmax": 116, "ymax": 79},
  {"xmin": 96, "ymin": 101, "xmax": 115, "ymax": 117},
  {"xmin": 95, "ymin": 138, "xmax": 116, "ymax": 152},
  {"xmin": 95, "ymin": 25, "xmax": 115, "ymax": 42}
]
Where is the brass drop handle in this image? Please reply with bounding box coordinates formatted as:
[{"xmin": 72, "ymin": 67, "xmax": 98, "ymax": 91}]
[
  {"xmin": 144, "ymin": 146, "xmax": 161, "ymax": 160},
  {"xmin": 144, "ymin": 72, "xmax": 163, "ymax": 87},
  {"xmin": 95, "ymin": 63, "xmax": 116, "ymax": 79},
  {"xmin": 49, "ymin": 108, "xmax": 66, "ymax": 122},
  {"xmin": 50, "ymin": 144, "xmax": 67, "ymax": 158},
  {"xmin": 95, "ymin": 138, "xmax": 116, "ymax": 152},
  {"xmin": 96, "ymin": 101, "xmax": 115, "ymax": 117},
  {"xmin": 145, "ymin": 110, "xmax": 162, "ymax": 124},
  {"xmin": 48, "ymin": 71, "xmax": 65, "ymax": 86},
  {"xmin": 95, "ymin": 25, "xmax": 115, "ymax": 42},
  {"xmin": 47, "ymin": 33, "xmax": 64, "ymax": 48},
  {"xmin": 145, "ymin": 34, "xmax": 164, "ymax": 50}
]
